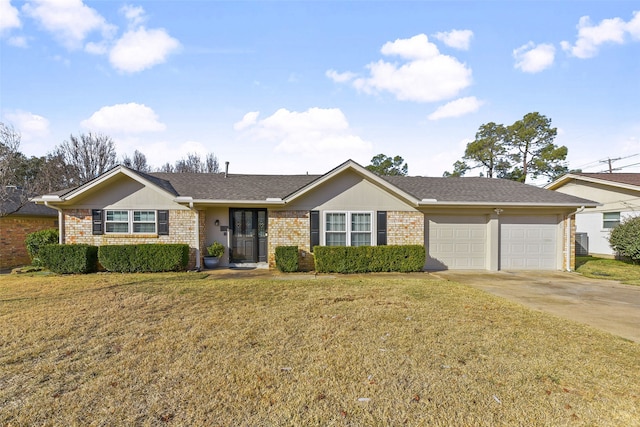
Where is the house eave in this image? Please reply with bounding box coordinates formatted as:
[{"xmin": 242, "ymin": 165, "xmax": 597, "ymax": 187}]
[
  {"xmin": 417, "ymin": 201, "xmax": 600, "ymax": 208},
  {"xmin": 546, "ymin": 173, "xmax": 640, "ymax": 192}
]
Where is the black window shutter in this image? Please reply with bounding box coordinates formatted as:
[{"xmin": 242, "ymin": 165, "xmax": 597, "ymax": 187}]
[
  {"xmin": 310, "ymin": 210, "xmax": 320, "ymax": 252},
  {"xmin": 377, "ymin": 211, "xmax": 387, "ymax": 246},
  {"xmin": 158, "ymin": 210, "xmax": 169, "ymax": 235},
  {"xmin": 92, "ymin": 209, "xmax": 103, "ymax": 235}
]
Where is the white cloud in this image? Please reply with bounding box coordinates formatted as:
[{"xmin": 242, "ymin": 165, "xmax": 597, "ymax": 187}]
[
  {"xmin": 121, "ymin": 4, "xmax": 147, "ymax": 28},
  {"xmin": 428, "ymin": 96, "xmax": 484, "ymax": 120},
  {"xmin": 513, "ymin": 42, "xmax": 555, "ymax": 73},
  {"xmin": 329, "ymin": 34, "xmax": 472, "ymax": 103},
  {"xmin": 81, "ymin": 103, "xmax": 166, "ymax": 133},
  {"xmin": 326, "ymin": 69, "xmax": 357, "ymax": 83},
  {"xmin": 233, "ymin": 111, "xmax": 260, "ymax": 131},
  {"xmin": 628, "ymin": 11, "xmax": 640, "ymax": 39},
  {"xmin": 0, "ymin": 0, "xmax": 21, "ymax": 33},
  {"xmin": 561, "ymin": 13, "xmax": 637, "ymax": 58},
  {"xmin": 433, "ymin": 29, "xmax": 473, "ymax": 50},
  {"xmin": 7, "ymin": 35, "xmax": 27, "ymax": 47},
  {"xmin": 109, "ymin": 27, "xmax": 180, "ymax": 73},
  {"xmin": 234, "ymin": 107, "xmax": 373, "ymax": 162},
  {"xmin": 3, "ymin": 110, "xmax": 50, "ymax": 142},
  {"xmin": 22, "ymin": 0, "xmax": 115, "ymax": 50}
]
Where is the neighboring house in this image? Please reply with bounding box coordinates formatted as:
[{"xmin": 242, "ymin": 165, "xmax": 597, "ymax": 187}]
[
  {"xmin": 33, "ymin": 160, "xmax": 597, "ymax": 272},
  {"xmin": 0, "ymin": 187, "xmax": 59, "ymax": 270},
  {"xmin": 546, "ymin": 173, "xmax": 640, "ymax": 257}
]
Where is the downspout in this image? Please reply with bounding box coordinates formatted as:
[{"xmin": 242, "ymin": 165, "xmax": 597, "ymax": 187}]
[
  {"xmin": 44, "ymin": 202, "xmax": 64, "ymax": 244},
  {"xmin": 565, "ymin": 206, "xmax": 585, "ymax": 272}
]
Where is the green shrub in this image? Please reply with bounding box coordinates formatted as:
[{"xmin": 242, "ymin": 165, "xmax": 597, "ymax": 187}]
[
  {"xmin": 25, "ymin": 228, "xmax": 59, "ymax": 266},
  {"xmin": 99, "ymin": 244, "xmax": 190, "ymax": 272},
  {"xmin": 40, "ymin": 244, "xmax": 98, "ymax": 274},
  {"xmin": 314, "ymin": 245, "xmax": 425, "ymax": 273},
  {"xmin": 609, "ymin": 216, "xmax": 640, "ymax": 264},
  {"xmin": 275, "ymin": 246, "xmax": 299, "ymax": 272}
]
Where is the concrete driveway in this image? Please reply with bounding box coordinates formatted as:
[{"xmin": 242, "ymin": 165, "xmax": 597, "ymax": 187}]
[{"xmin": 432, "ymin": 270, "xmax": 640, "ymax": 343}]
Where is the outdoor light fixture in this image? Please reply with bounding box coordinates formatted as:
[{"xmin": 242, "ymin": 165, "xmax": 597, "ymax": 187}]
[{"xmin": 215, "ymin": 219, "xmax": 220, "ymax": 226}]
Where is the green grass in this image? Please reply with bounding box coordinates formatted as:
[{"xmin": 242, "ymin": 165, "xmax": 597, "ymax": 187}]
[
  {"xmin": 576, "ymin": 256, "xmax": 640, "ymax": 285},
  {"xmin": 1, "ymin": 272, "xmax": 639, "ymax": 426}
]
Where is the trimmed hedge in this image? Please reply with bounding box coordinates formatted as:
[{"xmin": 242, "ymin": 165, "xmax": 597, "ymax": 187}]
[
  {"xmin": 99, "ymin": 244, "xmax": 190, "ymax": 272},
  {"xmin": 40, "ymin": 244, "xmax": 98, "ymax": 274},
  {"xmin": 314, "ymin": 245, "xmax": 425, "ymax": 273},
  {"xmin": 25, "ymin": 228, "xmax": 59, "ymax": 266},
  {"xmin": 275, "ymin": 246, "xmax": 299, "ymax": 272}
]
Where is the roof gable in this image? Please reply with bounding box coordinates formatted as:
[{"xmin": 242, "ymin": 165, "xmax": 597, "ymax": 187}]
[
  {"xmin": 546, "ymin": 173, "xmax": 640, "ymax": 193},
  {"xmin": 283, "ymin": 160, "xmax": 420, "ymax": 205}
]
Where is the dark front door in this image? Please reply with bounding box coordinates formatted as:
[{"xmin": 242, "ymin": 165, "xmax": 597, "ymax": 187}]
[{"xmin": 230, "ymin": 209, "xmax": 267, "ymax": 263}]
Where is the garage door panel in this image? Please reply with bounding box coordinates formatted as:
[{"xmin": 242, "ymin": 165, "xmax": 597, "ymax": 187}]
[
  {"xmin": 427, "ymin": 216, "xmax": 487, "ymax": 270},
  {"xmin": 500, "ymin": 216, "xmax": 557, "ymax": 270}
]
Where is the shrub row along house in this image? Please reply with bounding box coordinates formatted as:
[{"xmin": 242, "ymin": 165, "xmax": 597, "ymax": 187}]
[
  {"xmin": 33, "ymin": 159, "xmax": 597, "ymax": 272},
  {"xmin": 546, "ymin": 172, "xmax": 640, "ymax": 258}
]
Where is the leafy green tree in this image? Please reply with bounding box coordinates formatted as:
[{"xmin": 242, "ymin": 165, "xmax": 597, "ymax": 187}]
[
  {"xmin": 506, "ymin": 112, "xmax": 568, "ymax": 182},
  {"xmin": 445, "ymin": 112, "xmax": 568, "ymax": 183},
  {"xmin": 609, "ymin": 216, "xmax": 640, "ymax": 264},
  {"xmin": 366, "ymin": 154, "xmax": 408, "ymax": 176}
]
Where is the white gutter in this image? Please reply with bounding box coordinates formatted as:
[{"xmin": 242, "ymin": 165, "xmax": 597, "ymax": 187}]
[
  {"xmin": 44, "ymin": 201, "xmax": 65, "ymax": 244},
  {"xmin": 565, "ymin": 206, "xmax": 585, "ymax": 272}
]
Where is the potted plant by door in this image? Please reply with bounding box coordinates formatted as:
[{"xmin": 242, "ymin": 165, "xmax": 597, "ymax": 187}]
[{"xmin": 203, "ymin": 241, "xmax": 224, "ymax": 269}]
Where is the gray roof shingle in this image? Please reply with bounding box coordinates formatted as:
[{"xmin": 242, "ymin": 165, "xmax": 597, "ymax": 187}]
[
  {"xmin": 384, "ymin": 176, "xmax": 596, "ymax": 205},
  {"xmin": 142, "ymin": 171, "xmax": 596, "ymax": 206},
  {"xmin": 575, "ymin": 173, "xmax": 640, "ymax": 187},
  {"xmin": 148, "ymin": 172, "xmax": 321, "ymax": 200}
]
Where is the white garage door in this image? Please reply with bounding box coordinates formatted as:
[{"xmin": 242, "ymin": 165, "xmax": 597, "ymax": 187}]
[
  {"xmin": 427, "ymin": 215, "xmax": 487, "ymax": 270},
  {"xmin": 500, "ymin": 216, "xmax": 558, "ymax": 270}
]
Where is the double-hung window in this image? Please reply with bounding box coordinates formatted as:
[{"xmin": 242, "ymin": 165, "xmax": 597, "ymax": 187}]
[
  {"xmin": 105, "ymin": 210, "xmax": 157, "ymax": 234},
  {"xmin": 325, "ymin": 211, "xmax": 372, "ymax": 246},
  {"xmin": 603, "ymin": 212, "xmax": 620, "ymax": 229}
]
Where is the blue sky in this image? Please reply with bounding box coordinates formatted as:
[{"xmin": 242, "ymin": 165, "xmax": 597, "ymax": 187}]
[{"xmin": 1, "ymin": 1, "xmax": 639, "ymax": 179}]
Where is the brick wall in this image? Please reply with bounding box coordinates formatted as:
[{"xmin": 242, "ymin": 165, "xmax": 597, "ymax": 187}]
[
  {"xmin": 562, "ymin": 215, "xmax": 576, "ymax": 271},
  {"xmin": 268, "ymin": 210, "xmax": 314, "ymax": 271},
  {"xmin": 0, "ymin": 216, "xmax": 58, "ymax": 269},
  {"xmin": 387, "ymin": 211, "xmax": 425, "ymax": 245},
  {"xmin": 63, "ymin": 209, "xmax": 200, "ymax": 269},
  {"xmin": 267, "ymin": 210, "xmax": 425, "ymax": 271}
]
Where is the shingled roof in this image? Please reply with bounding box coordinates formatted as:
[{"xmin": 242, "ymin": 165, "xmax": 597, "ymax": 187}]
[
  {"xmin": 37, "ymin": 161, "xmax": 597, "ymax": 207},
  {"xmin": 1, "ymin": 187, "xmax": 57, "ymax": 217},
  {"xmin": 148, "ymin": 172, "xmax": 321, "ymax": 200},
  {"xmin": 573, "ymin": 173, "xmax": 640, "ymax": 187},
  {"xmin": 144, "ymin": 170, "xmax": 595, "ymax": 206}
]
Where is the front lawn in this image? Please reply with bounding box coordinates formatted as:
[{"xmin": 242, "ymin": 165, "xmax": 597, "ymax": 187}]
[
  {"xmin": 577, "ymin": 256, "xmax": 640, "ymax": 285},
  {"xmin": 1, "ymin": 272, "xmax": 639, "ymax": 426}
]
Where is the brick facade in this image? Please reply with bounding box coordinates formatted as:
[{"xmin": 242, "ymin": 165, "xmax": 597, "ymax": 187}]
[
  {"xmin": 63, "ymin": 209, "xmax": 201, "ymax": 269},
  {"xmin": 562, "ymin": 215, "xmax": 576, "ymax": 271},
  {"xmin": 387, "ymin": 211, "xmax": 425, "ymax": 245},
  {"xmin": 0, "ymin": 215, "xmax": 58, "ymax": 269},
  {"xmin": 267, "ymin": 210, "xmax": 426, "ymax": 271},
  {"xmin": 268, "ymin": 210, "xmax": 315, "ymax": 271}
]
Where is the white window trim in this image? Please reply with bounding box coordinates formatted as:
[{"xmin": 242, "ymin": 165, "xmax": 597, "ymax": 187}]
[
  {"xmin": 323, "ymin": 211, "xmax": 375, "ymax": 246},
  {"xmin": 602, "ymin": 212, "xmax": 621, "ymax": 230},
  {"xmin": 105, "ymin": 209, "xmax": 158, "ymax": 235}
]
